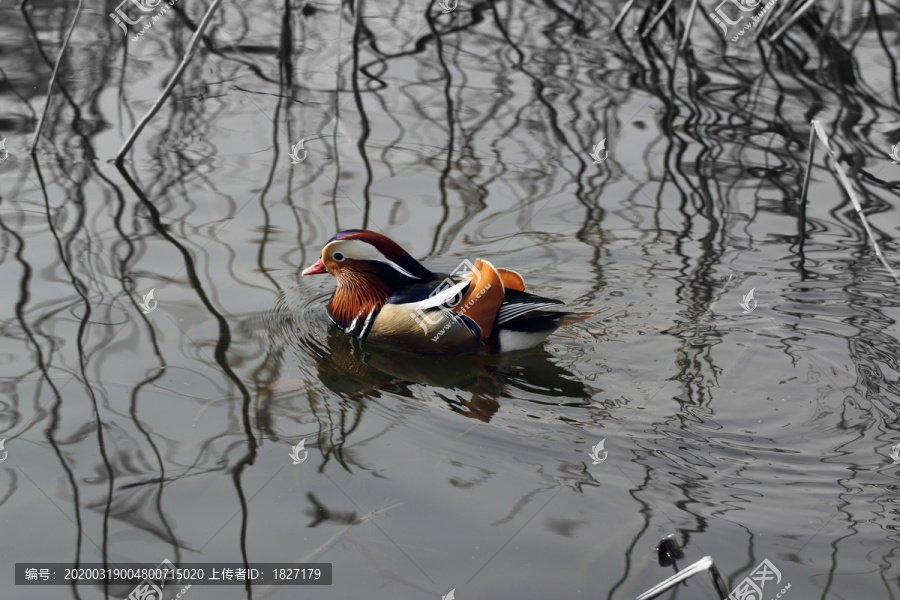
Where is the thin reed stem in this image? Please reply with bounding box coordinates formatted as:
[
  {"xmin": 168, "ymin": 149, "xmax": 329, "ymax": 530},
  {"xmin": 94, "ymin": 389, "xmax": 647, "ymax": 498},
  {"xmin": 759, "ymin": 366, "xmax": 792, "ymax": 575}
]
[
  {"xmin": 115, "ymin": 0, "xmax": 225, "ymax": 164},
  {"xmin": 769, "ymin": 0, "xmax": 818, "ymax": 42},
  {"xmin": 810, "ymin": 120, "xmax": 900, "ymax": 283},
  {"xmin": 797, "ymin": 123, "xmax": 817, "ymax": 251},
  {"xmin": 29, "ymin": 0, "xmax": 83, "ymax": 154},
  {"xmin": 612, "ymin": 0, "xmax": 638, "ymax": 32}
]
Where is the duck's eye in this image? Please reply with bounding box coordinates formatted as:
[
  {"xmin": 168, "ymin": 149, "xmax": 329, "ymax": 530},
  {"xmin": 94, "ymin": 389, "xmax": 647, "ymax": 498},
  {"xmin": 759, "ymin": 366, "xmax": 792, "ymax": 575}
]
[{"xmin": 333, "ymin": 252, "xmax": 345, "ymax": 261}]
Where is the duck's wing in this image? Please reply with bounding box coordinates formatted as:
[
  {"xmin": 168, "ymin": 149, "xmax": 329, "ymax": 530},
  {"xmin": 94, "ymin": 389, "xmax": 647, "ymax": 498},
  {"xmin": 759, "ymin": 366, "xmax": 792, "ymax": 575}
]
[
  {"xmin": 366, "ymin": 260, "xmax": 507, "ymax": 353},
  {"xmin": 385, "ymin": 260, "xmax": 505, "ymax": 334},
  {"xmin": 496, "ymin": 289, "xmax": 596, "ymax": 332},
  {"xmin": 496, "ymin": 289, "xmax": 567, "ymax": 326},
  {"xmin": 489, "ymin": 291, "xmax": 597, "ymax": 352},
  {"xmin": 362, "ymin": 277, "xmax": 474, "ymax": 352}
]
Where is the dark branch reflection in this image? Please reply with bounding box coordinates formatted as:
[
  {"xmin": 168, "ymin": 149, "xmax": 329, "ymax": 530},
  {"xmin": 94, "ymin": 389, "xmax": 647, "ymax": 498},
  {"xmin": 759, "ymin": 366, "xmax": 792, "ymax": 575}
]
[{"xmin": 0, "ymin": 0, "xmax": 897, "ymax": 598}]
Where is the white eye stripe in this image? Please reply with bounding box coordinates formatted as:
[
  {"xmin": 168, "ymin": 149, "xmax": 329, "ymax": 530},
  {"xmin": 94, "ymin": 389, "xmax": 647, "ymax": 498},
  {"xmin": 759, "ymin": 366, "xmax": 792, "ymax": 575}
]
[
  {"xmin": 380, "ymin": 260, "xmax": 417, "ymax": 278},
  {"xmin": 324, "ymin": 239, "xmax": 420, "ymax": 279}
]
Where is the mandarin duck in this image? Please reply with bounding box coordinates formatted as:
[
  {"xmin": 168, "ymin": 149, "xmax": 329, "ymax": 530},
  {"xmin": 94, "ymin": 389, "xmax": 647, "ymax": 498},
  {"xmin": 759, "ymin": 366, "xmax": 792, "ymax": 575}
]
[{"xmin": 302, "ymin": 230, "xmax": 596, "ymax": 354}]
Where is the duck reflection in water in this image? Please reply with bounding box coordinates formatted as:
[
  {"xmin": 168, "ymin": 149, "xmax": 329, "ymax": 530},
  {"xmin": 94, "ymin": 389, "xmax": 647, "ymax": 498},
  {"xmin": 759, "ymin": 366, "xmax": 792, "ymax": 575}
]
[{"xmin": 311, "ymin": 327, "xmax": 591, "ymax": 423}]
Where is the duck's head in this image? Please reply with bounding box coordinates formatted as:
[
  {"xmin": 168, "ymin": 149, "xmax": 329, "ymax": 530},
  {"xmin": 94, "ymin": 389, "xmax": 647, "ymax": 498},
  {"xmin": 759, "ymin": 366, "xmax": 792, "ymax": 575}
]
[{"xmin": 302, "ymin": 229, "xmax": 435, "ymax": 289}]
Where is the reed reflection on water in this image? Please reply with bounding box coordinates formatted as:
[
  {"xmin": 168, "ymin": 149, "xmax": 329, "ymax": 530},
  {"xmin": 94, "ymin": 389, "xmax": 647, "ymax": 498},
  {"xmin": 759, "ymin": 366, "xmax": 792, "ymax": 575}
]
[{"xmin": 0, "ymin": 0, "xmax": 899, "ymax": 598}]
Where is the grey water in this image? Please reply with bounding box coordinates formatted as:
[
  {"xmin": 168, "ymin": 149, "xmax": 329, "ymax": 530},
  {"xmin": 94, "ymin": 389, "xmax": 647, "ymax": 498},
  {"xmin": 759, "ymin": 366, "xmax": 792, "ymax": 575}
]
[{"xmin": 1, "ymin": 1, "xmax": 899, "ymax": 599}]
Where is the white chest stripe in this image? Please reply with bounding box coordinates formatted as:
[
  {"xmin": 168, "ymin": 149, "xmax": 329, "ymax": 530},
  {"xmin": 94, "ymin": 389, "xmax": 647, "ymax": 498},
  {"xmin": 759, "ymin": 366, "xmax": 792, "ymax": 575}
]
[
  {"xmin": 346, "ymin": 316, "xmax": 360, "ymax": 334},
  {"xmin": 342, "ymin": 309, "xmax": 377, "ymax": 339},
  {"xmin": 360, "ymin": 310, "xmax": 376, "ymax": 339},
  {"xmin": 325, "ymin": 239, "xmax": 423, "ymax": 279}
]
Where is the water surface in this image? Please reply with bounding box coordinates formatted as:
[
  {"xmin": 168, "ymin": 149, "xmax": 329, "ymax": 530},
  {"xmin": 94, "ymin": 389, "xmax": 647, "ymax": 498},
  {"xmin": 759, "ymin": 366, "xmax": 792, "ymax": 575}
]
[{"xmin": 1, "ymin": 1, "xmax": 899, "ymax": 599}]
